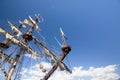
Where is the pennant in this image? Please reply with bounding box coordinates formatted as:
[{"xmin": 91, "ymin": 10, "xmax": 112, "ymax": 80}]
[
  {"xmin": 60, "ymin": 27, "xmax": 68, "ymax": 40},
  {"xmin": 24, "ymin": 19, "xmax": 40, "ymax": 31},
  {"xmin": 23, "ymin": 19, "xmax": 34, "ymax": 27}
]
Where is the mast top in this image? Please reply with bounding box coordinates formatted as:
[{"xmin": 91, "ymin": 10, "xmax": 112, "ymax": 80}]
[{"xmin": 62, "ymin": 45, "xmax": 71, "ymax": 53}]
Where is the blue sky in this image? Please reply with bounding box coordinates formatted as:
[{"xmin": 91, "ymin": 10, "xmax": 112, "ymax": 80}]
[{"xmin": 0, "ymin": 0, "xmax": 120, "ymax": 80}]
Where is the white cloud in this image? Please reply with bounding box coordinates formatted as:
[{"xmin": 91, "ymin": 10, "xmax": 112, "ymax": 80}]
[
  {"xmin": 20, "ymin": 62, "xmax": 120, "ymax": 80},
  {"xmin": 20, "ymin": 62, "xmax": 52, "ymax": 80},
  {"xmin": 24, "ymin": 54, "xmax": 40, "ymax": 60},
  {"xmin": 71, "ymin": 65, "xmax": 119, "ymax": 80}
]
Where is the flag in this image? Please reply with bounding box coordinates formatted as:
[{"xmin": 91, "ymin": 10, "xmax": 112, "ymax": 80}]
[
  {"xmin": 24, "ymin": 19, "xmax": 40, "ymax": 31},
  {"xmin": 23, "ymin": 19, "xmax": 34, "ymax": 27},
  {"xmin": 60, "ymin": 27, "xmax": 68, "ymax": 40}
]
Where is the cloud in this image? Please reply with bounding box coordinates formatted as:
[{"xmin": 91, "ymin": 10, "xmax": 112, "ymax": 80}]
[
  {"xmin": 20, "ymin": 62, "xmax": 120, "ymax": 80},
  {"xmin": 24, "ymin": 54, "xmax": 39, "ymax": 60},
  {"xmin": 71, "ymin": 65, "xmax": 120, "ymax": 80},
  {"xmin": 20, "ymin": 62, "xmax": 52, "ymax": 80}
]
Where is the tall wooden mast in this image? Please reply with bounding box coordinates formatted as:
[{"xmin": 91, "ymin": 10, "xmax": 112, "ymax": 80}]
[
  {"xmin": 6, "ymin": 48, "xmax": 24, "ymax": 80},
  {"xmin": 42, "ymin": 45, "xmax": 71, "ymax": 80},
  {"xmin": 6, "ymin": 26, "xmax": 37, "ymax": 80}
]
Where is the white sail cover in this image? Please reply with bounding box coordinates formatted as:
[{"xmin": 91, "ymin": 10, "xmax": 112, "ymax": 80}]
[
  {"xmin": 0, "ymin": 27, "xmax": 40, "ymax": 57},
  {"xmin": 8, "ymin": 21, "xmax": 23, "ymax": 36}
]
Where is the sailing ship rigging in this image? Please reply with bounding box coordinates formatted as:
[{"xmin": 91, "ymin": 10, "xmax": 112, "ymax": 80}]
[{"xmin": 0, "ymin": 14, "xmax": 72, "ymax": 80}]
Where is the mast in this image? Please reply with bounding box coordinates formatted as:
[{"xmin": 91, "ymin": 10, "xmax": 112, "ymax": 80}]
[
  {"xmin": 6, "ymin": 24, "xmax": 37, "ymax": 80},
  {"xmin": 42, "ymin": 45, "xmax": 71, "ymax": 80},
  {"xmin": 41, "ymin": 27, "xmax": 71, "ymax": 80},
  {"xmin": 0, "ymin": 27, "xmax": 40, "ymax": 57},
  {"xmin": 0, "ymin": 21, "xmax": 39, "ymax": 79},
  {"xmin": 6, "ymin": 48, "xmax": 23, "ymax": 80},
  {"xmin": 33, "ymin": 36, "xmax": 71, "ymax": 72}
]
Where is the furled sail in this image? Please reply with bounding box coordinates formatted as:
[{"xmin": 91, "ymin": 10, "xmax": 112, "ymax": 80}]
[
  {"xmin": 0, "ymin": 27, "xmax": 40, "ymax": 57},
  {"xmin": 58, "ymin": 62, "xmax": 72, "ymax": 73},
  {"xmin": 8, "ymin": 21, "xmax": 23, "ymax": 37}
]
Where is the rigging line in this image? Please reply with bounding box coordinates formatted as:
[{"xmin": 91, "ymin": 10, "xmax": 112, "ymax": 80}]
[
  {"xmin": 13, "ymin": 62, "xmax": 21, "ymax": 80},
  {"xmin": 8, "ymin": 46, "xmax": 18, "ymax": 57},
  {"xmin": 34, "ymin": 35, "xmax": 55, "ymax": 52},
  {"xmin": 35, "ymin": 42, "xmax": 51, "ymax": 62},
  {"xmin": 37, "ymin": 31, "xmax": 46, "ymax": 41},
  {"xmin": 35, "ymin": 43, "xmax": 43, "ymax": 57},
  {"xmin": 17, "ymin": 55, "xmax": 25, "ymax": 80},
  {"xmin": 24, "ymin": 52, "xmax": 32, "ymax": 69},
  {"xmin": 0, "ymin": 46, "xmax": 18, "ymax": 65},
  {"xmin": 51, "ymin": 48, "xmax": 60, "ymax": 58},
  {"xmin": 54, "ymin": 36, "xmax": 62, "ymax": 47},
  {"xmin": 51, "ymin": 45, "xmax": 61, "ymax": 54},
  {"xmin": 41, "ymin": 38, "xmax": 60, "ymax": 55},
  {"xmin": 0, "ymin": 64, "xmax": 7, "ymax": 78},
  {"xmin": 14, "ymin": 52, "xmax": 25, "ymax": 80},
  {"xmin": 28, "ymin": 41, "xmax": 41, "ymax": 61},
  {"xmin": 65, "ymin": 56, "xmax": 72, "ymax": 70},
  {"xmin": 14, "ymin": 51, "xmax": 25, "ymax": 80}
]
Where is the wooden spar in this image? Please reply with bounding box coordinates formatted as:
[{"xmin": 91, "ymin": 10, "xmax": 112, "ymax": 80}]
[
  {"xmin": 42, "ymin": 45, "xmax": 71, "ymax": 80},
  {"xmin": 33, "ymin": 36, "xmax": 71, "ymax": 80},
  {"xmin": 0, "ymin": 27, "xmax": 40, "ymax": 57},
  {"xmin": 33, "ymin": 36, "xmax": 57, "ymax": 60},
  {"xmin": 5, "ymin": 27, "xmax": 35, "ymax": 80},
  {"xmin": 6, "ymin": 48, "xmax": 24, "ymax": 80},
  {"xmin": 33, "ymin": 36, "xmax": 71, "ymax": 72}
]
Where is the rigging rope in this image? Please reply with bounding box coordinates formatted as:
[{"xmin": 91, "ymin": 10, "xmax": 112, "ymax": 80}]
[
  {"xmin": 66, "ymin": 56, "xmax": 72, "ymax": 71},
  {"xmin": 0, "ymin": 46, "xmax": 18, "ymax": 65},
  {"xmin": 37, "ymin": 31, "xmax": 46, "ymax": 41},
  {"xmin": 14, "ymin": 52, "xmax": 25, "ymax": 80}
]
